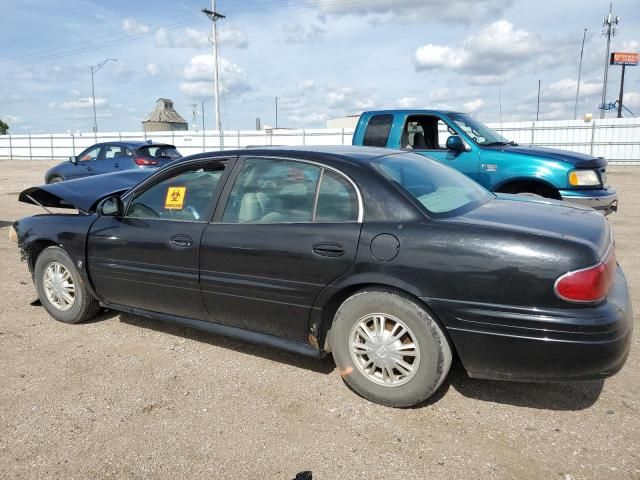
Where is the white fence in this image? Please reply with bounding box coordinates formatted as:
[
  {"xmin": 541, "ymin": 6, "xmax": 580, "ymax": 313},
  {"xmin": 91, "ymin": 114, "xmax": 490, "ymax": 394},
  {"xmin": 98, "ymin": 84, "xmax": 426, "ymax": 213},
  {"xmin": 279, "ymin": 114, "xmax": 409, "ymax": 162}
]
[{"xmin": 1, "ymin": 118, "xmax": 639, "ymax": 165}]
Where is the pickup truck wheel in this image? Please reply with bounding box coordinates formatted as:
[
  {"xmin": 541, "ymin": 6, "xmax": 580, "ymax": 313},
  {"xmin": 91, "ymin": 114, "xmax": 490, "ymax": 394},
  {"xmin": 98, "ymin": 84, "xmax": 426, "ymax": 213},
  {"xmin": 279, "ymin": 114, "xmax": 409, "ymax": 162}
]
[
  {"xmin": 331, "ymin": 289, "xmax": 452, "ymax": 407},
  {"xmin": 34, "ymin": 246, "xmax": 100, "ymax": 324}
]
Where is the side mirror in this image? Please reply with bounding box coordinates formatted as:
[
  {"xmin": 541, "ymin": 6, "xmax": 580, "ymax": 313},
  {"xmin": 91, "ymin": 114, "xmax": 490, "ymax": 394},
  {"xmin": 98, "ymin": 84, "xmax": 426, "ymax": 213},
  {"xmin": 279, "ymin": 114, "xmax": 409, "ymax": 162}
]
[
  {"xmin": 446, "ymin": 135, "xmax": 466, "ymax": 153},
  {"xmin": 69, "ymin": 156, "xmax": 78, "ymax": 165},
  {"xmin": 97, "ymin": 196, "xmax": 123, "ymax": 216}
]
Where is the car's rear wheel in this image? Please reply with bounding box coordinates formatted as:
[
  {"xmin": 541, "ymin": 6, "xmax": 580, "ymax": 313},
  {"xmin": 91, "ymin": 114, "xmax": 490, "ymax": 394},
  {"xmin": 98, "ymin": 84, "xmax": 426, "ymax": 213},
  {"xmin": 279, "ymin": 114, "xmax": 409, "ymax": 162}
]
[
  {"xmin": 331, "ymin": 289, "xmax": 452, "ymax": 407},
  {"xmin": 47, "ymin": 176, "xmax": 63, "ymax": 184},
  {"xmin": 34, "ymin": 246, "xmax": 100, "ymax": 324}
]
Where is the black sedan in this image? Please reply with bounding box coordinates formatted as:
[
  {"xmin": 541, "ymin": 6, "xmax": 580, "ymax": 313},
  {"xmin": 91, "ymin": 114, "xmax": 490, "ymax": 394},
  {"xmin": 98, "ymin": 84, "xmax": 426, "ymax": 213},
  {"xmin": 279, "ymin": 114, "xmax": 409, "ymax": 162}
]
[{"xmin": 11, "ymin": 147, "xmax": 633, "ymax": 407}]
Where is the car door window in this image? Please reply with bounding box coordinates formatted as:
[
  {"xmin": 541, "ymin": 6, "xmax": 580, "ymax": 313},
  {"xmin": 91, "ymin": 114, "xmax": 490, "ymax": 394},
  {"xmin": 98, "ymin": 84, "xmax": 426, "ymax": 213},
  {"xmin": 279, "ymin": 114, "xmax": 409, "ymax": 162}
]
[
  {"xmin": 223, "ymin": 158, "xmax": 320, "ymax": 223},
  {"xmin": 104, "ymin": 145, "xmax": 124, "ymax": 159},
  {"xmin": 402, "ymin": 115, "xmax": 447, "ymax": 150},
  {"xmin": 127, "ymin": 165, "xmax": 225, "ymax": 222},
  {"xmin": 314, "ymin": 170, "xmax": 358, "ymax": 222},
  {"xmin": 79, "ymin": 146, "xmax": 101, "ymax": 162}
]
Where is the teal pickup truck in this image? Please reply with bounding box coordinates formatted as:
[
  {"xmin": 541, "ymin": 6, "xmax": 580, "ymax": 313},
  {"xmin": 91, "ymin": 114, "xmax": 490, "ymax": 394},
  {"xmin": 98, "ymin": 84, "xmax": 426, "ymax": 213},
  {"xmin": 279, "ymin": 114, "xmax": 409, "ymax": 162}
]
[{"xmin": 352, "ymin": 110, "xmax": 617, "ymax": 214}]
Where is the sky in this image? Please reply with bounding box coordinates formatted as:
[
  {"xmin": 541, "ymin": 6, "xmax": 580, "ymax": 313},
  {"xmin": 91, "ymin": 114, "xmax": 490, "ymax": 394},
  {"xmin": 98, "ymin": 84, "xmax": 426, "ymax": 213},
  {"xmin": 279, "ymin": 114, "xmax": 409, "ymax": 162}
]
[{"xmin": 0, "ymin": 0, "xmax": 639, "ymax": 134}]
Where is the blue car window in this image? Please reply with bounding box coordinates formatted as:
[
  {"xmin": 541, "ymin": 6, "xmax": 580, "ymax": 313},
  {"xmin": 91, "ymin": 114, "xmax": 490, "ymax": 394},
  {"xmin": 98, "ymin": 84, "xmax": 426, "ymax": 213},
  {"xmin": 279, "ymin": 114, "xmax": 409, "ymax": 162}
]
[{"xmin": 79, "ymin": 146, "xmax": 100, "ymax": 162}]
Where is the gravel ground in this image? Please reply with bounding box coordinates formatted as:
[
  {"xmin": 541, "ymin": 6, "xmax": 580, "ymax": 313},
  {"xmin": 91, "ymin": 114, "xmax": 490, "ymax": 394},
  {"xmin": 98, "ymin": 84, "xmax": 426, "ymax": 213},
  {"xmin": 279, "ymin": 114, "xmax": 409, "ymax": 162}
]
[{"xmin": 0, "ymin": 160, "xmax": 638, "ymax": 480}]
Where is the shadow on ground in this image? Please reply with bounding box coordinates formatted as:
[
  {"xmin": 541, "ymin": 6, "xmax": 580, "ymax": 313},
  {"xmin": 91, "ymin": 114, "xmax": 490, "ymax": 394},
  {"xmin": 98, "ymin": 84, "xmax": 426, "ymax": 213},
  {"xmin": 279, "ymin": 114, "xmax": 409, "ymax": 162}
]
[
  {"xmin": 444, "ymin": 361, "xmax": 604, "ymax": 411},
  {"xmin": 118, "ymin": 312, "xmax": 335, "ymax": 375},
  {"xmin": 103, "ymin": 311, "xmax": 604, "ymax": 410},
  {"xmin": 0, "ymin": 220, "xmax": 14, "ymax": 228}
]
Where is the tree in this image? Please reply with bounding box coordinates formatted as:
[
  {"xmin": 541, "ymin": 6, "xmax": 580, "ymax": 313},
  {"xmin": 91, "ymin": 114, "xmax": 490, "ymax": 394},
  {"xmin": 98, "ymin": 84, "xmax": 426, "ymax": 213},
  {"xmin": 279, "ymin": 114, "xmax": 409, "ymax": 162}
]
[{"xmin": 0, "ymin": 119, "xmax": 8, "ymax": 135}]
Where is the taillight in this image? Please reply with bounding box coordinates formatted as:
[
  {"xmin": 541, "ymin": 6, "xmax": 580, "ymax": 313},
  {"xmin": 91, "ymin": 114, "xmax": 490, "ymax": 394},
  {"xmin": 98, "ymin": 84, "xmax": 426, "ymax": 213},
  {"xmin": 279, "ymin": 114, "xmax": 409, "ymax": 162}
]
[
  {"xmin": 134, "ymin": 156, "xmax": 159, "ymax": 166},
  {"xmin": 555, "ymin": 247, "xmax": 616, "ymax": 303}
]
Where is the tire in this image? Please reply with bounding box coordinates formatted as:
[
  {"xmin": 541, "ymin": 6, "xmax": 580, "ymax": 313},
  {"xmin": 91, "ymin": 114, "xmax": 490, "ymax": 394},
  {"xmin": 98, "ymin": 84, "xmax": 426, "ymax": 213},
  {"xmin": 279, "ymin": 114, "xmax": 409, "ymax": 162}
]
[
  {"xmin": 34, "ymin": 246, "xmax": 100, "ymax": 324},
  {"xmin": 331, "ymin": 289, "xmax": 452, "ymax": 408},
  {"xmin": 47, "ymin": 176, "xmax": 63, "ymax": 184}
]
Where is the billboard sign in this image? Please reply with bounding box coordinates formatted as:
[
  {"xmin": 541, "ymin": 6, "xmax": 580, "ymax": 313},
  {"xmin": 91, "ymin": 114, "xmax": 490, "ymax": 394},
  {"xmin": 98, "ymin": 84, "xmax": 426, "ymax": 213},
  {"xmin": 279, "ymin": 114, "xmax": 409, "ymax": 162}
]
[{"xmin": 610, "ymin": 52, "xmax": 639, "ymax": 66}]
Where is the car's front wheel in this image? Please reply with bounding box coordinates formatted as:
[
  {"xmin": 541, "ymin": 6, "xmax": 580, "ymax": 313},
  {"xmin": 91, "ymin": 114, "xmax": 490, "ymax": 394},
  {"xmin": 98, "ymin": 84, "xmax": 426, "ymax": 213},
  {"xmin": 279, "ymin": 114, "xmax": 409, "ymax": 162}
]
[
  {"xmin": 34, "ymin": 246, "xmax": 100, "ymax": 324},
  {"xmin": 47, "ymin": 176, "xmax": 63, "ymax": 184},
  {"xmin": 331, "ymin": 289, "xmax": 452, "ymax": 407}
]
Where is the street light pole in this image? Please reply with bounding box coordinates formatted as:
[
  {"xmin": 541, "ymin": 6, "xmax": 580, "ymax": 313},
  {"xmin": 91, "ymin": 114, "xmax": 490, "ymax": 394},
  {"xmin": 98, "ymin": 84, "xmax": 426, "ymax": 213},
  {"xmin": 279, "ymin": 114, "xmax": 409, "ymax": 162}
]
[{"xmin": 90, "ymin": 58, "xmax": 117, "ymax": 133}]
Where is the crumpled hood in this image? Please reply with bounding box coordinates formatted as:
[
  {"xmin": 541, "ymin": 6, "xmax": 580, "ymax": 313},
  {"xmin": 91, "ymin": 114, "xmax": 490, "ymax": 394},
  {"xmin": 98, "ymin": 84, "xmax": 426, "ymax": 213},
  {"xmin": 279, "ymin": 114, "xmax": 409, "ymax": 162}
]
[
  {"xmin": 19, "ymin": 170, "xmax": 153, "ymax": 212},
  {"xmin": 499, "ymin": 145, "xmax": 607, "ymax": 169}
]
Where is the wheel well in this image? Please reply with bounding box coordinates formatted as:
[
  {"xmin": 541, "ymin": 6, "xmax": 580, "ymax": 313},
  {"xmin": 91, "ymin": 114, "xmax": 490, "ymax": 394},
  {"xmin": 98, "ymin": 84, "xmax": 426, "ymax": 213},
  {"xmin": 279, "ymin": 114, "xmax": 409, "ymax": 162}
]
[
  {"xmin": 496, "ymin": 179, "xmax": 561, "ymax": 199},
  {"xmin": 25, "ymin": 240, "xmax": 58, "ymax": 272},
  {"xmin": 46, "ymin": 174, "xmax": 62, "ymax": 183},
  {"xmin": 318, "ymin": 283, "xmax": 457, "ymax": 359}
]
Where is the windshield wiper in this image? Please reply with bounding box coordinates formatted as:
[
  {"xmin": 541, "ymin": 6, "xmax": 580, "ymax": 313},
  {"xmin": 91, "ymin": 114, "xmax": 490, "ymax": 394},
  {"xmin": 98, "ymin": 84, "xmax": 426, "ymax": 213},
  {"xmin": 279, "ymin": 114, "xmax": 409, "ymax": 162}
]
[{"xmin": 484, "ymin": 141, "xmax": 518, "ymax": 147}]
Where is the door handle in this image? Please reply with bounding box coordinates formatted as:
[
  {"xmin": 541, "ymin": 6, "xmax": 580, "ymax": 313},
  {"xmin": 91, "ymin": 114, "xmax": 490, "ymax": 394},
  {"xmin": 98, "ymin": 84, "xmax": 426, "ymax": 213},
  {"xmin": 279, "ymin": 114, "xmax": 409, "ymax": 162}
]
[
  {"xmin": 312, "ymin": 243, "xmax": 345, "ymax": 257},
  {"xmin": 87, "ymin": 166, "xmax": 93, "ymax": 172},
  {"xmin": 170, "ymin": 235, "xmax": 194, "ymax": 249}
]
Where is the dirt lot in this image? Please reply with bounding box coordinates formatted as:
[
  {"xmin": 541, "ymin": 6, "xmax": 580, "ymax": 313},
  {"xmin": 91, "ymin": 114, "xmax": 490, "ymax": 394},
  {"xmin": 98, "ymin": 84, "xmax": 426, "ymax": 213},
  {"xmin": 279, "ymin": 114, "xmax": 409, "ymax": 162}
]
[{"xmin": 0, "ymin": 160, "xmax": 638, "ymax": 480}]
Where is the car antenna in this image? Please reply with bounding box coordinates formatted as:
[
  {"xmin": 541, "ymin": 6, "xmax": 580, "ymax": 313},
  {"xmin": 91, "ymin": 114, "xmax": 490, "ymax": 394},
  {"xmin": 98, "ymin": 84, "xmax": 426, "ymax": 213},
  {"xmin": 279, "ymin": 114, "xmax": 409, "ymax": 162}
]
[{"xmin": 498, "ymin": 88, "xmax": 504, "ymax": 152}]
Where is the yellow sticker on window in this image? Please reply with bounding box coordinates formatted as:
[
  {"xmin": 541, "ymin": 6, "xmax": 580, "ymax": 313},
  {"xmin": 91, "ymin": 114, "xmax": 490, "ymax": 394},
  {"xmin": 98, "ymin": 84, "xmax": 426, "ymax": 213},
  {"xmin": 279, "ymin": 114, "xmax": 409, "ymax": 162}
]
[{"xmin": 165, "ymin": 186, "xmax": 186, "ymax": 209}]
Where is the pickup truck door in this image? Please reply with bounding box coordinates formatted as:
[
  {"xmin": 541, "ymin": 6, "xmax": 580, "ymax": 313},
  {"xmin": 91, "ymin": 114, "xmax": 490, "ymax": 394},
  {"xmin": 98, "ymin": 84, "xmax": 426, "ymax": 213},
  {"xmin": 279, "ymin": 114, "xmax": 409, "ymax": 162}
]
[{"xmin": 393, "ymin": 114, "xmax": 480, "ymax": 182}]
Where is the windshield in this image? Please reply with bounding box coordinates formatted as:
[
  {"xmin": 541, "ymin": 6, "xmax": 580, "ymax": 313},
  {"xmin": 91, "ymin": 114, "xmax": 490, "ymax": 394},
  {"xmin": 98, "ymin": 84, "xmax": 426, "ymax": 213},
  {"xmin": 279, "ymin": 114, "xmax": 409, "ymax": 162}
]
[
  {"xmin": 371, "ymin": 153, "xmax": 493, "ymax": 218},
  {"xmin": 447, "ymin": 113, "xmax": 511, "ymax": 146}
]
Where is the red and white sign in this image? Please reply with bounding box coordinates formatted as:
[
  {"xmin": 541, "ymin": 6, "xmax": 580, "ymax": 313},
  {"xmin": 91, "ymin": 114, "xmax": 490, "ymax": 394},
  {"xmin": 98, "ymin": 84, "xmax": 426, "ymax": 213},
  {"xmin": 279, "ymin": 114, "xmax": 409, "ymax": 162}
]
[{"xmin": 610, "ymin": 52, "xmax": 639, "ymax": 66}]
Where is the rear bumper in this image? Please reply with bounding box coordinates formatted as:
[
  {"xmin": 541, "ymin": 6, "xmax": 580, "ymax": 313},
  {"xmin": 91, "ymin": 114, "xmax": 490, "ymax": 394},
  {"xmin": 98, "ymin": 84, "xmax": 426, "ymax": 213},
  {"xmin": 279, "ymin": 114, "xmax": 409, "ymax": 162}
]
[
  {"xmin": 559, "ymin": 187, "xmax": 618, "ymax": 215},
  {"xmin": 424, "ymin": 266, "xmax": 633, "ymax": 382}
]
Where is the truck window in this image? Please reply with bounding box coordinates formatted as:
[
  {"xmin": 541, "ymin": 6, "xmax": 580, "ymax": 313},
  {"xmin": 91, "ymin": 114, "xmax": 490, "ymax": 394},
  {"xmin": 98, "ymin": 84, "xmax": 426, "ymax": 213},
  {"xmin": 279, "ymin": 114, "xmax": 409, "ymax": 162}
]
[
  {"xmin": 402, "ymin": 115, "xmax": 453, "ymax": 150},
  {"xmin": 363, "ymin": 114, "xmax": 393, "ymax": 147}
]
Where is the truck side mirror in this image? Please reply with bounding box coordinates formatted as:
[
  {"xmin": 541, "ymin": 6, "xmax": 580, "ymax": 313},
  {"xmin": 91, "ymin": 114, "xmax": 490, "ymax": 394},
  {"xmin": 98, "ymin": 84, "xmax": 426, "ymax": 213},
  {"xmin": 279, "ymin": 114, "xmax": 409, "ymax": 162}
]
[
  {"xmin": 446, "ymin": 135, "xmax": 466, "ymax": 153},
  {"xmin": 97, "ymin": 196, "xmax": 123, "ymax": 216},
  {"xmin": 69, "ymin": 156, "xmax": 78, "ymax": 165}
]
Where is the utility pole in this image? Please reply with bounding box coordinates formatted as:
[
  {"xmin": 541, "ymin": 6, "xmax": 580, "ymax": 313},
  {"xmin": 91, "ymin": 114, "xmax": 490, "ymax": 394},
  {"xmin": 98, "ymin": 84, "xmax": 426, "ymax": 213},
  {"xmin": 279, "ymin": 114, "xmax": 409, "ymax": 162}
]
[
  {"xmin": 536, "ymin": 80, "xmax": 541, "ymax": 121},
  {"xmin": 617, "ymin": 63, "xmax": 626, "ymax": 118},
  {"xmin": 600, "ymin": 3, "xmax": 619, "ymax": 119},
  {"xmin": 275, "ymin": 97, "xmax": 279, "ymax": 128},
  {"xmin": 201, "ymin": 100, "xmax": 206, "ymax": 132},
  {"xmin": 574, "ymin": 28, "xmax": 588, "ymax": 120},
  {"xmin": 190, "ymin": 103, "xmax": 199, "ymax": 131},
  {"xmin": 89, "ymin": 58, "xmax": 117, "ymax": 133},
  {"xmin": 202, "ymin": 2, "xmax": 225, "ymax": 149}
]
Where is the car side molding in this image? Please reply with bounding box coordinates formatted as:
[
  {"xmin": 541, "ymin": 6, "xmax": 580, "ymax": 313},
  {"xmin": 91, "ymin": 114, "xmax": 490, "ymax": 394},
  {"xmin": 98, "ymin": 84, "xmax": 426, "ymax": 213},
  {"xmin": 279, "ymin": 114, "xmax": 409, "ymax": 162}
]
[{"xmin": 102, "ymin": 303, "xmax": 326, "ymax": 359}]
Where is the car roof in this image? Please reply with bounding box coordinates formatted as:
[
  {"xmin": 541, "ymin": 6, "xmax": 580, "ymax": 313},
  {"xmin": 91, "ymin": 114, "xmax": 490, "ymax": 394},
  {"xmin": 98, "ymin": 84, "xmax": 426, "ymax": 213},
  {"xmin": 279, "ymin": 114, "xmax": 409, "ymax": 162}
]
[
  {"xmin": 89, "ymin": 141, "xmax": 175, "ymax": 148},
  {"xmin": 181, "ymin": 146, "xmax": 407, "ymax": 168},
  {"xmin": 361, "ymin": 109, "xmax": 464, "ymax": 116}
]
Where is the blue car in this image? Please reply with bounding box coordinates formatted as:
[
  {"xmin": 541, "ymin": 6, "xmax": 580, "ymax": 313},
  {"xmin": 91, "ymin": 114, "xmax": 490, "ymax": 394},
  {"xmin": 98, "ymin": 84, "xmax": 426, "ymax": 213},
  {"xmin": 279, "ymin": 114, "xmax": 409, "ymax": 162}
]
[
  {"xmin": 45, "ymin": 141, "xmax": 182, "ymax": 184},
  {"xmin": 353, "ymin": 110, "xmax": 618, "ymax": 214}
]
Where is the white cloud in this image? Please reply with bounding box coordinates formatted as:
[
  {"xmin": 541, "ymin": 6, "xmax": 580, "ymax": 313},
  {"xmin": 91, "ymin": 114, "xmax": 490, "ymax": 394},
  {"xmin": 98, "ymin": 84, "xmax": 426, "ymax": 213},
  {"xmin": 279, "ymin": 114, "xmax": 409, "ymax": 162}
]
[
  {"xmin": 313, "ymin": 0, "xmax": 513, "ymax": 24},
  {"xmin": 623, "ymin": 92, "xmax": 640, "ymax": 110},
  {"xmin": 54, "ymin": 97, "xmax": 107, "ymax": 110},
  {"xmin": 155, "ymin": 26, "xmax": 248, "ymax": 49},
  {"xmin": 284, "ymin": 23, "xmax": 326, "ymax": 44},
  {"xmin": 146, "ymin": 63, "xmax": 159, "ymax": 77},
  {"xmin": 121, "ymin": 17, "xmax": 149, "ymax": 34},
  {"xmin": 463, "ymin": 98, "xmax": 486, "ymax": 113},
  {"xmin": 541, "ymin": 78, "xmax": 602, "ymax": 103},
  {"xmin": 180, "ymin": 55, "xmax": 252, "ymax": 98},
  {"xmin": 414, "ymin": 21, "xmax": 556, "ymax": 83},
  {"xmin": 3, "ymin": 115, "xmax": 23, "ymax": 124},
  {"xmin": 397, "ymin": 97, "xmax": 421, "ymax": 108}
]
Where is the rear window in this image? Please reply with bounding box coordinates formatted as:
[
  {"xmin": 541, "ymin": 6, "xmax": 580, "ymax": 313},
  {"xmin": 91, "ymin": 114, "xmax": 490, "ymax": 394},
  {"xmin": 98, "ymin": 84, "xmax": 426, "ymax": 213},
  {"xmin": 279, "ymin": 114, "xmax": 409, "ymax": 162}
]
[
  {"xmin": 137, "ymin": 146, "xmax": 181, "ymax": 160},
  {"xmin": 371, "ymin": 153, "xmax": 493, "ymax": 218},
  {"xmin": 363, "ymin": 114, "xmax": 393, "ymax": 147}
]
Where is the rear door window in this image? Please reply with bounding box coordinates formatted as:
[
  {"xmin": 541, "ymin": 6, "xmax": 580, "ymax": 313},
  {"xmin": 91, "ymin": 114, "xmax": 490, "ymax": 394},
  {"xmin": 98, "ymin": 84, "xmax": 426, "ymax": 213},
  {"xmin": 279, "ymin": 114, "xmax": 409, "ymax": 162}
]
[
  {"xmin": 314, "ymin": 171, "xmax": 358, "ymax": 222},
  {"xmin": 363, "ymin": 114, "xmax": 393, "ymax": 147},
  {"xmin": 223, "ymin": 158, "xmax": 321, "ymax": 223},
  {"xmin": 103, "ymin": 145, "xmax": 124, "ymax": 159}
]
